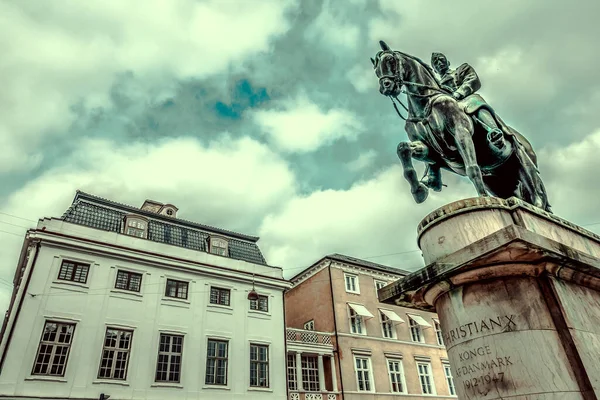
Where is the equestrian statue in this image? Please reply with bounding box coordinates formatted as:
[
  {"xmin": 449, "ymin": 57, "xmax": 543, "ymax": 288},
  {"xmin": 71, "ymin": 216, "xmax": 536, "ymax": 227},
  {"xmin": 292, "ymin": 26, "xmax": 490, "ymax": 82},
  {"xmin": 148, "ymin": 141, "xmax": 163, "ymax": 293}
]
[{"xmin": 371, "ymin": 40, "xmax": 551, "ymax": 212}]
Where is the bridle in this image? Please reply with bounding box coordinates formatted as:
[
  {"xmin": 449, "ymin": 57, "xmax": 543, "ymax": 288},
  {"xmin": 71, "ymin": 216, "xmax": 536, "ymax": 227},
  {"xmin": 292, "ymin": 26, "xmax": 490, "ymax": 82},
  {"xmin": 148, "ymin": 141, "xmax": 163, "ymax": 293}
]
[{"xmin": 376, "ymin": 52, "xmax": 448, "ymax": 121}]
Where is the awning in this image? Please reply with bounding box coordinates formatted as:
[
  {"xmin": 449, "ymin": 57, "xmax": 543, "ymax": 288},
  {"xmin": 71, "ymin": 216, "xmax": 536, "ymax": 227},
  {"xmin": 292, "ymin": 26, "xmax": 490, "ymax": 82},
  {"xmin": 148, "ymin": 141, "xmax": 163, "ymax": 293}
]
[
  {"xmin": 408, "ymin": 314, "xmax": 432, "ymax": 328},
  {"xmin": 348, "ymin": 303, "xmax": 374, "ymax": 319},
  {"xmin": 380, "ymin": 309, "xmax": 405, "ymax": 324}
]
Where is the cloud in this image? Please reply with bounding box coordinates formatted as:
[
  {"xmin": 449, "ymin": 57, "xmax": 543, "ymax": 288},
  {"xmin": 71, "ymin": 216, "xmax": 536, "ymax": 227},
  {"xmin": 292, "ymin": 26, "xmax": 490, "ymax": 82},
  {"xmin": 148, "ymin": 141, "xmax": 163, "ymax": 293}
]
[
  {"xmin": 538, "ymin": 129, "xmax": 600, "ymax": 233},
  {"xmin": 0, "ymin": 0, "xmax": 296, "ymax": 173},
  {"xmin": 0, "ymin": 135, "xmax": 296, "ymax": 301},
  {"xmin": 252, "ymin": 94, "xmax": 363, "ymax": 152},
  {"xmin": 346, "ymin": 150, "xmax": 377, "ymax": 172},
  {"xmin": 346, "ymin": 64, "xmax": 379, "ymax": 94},
  {"xmin": 304, "ymin": 0, "xmax": 361, "ymax": 49},
  {"xmin": 259, "ymin": 165, "xmax": 474, "ymax": 275}
]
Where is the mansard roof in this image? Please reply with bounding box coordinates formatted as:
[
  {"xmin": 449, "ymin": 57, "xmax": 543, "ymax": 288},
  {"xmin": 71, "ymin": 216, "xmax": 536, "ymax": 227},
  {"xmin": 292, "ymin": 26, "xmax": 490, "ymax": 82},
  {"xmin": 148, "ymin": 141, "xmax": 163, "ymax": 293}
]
[{"xmin": 61, "ymin": 190, "xmax": 268, "ymax": 266}]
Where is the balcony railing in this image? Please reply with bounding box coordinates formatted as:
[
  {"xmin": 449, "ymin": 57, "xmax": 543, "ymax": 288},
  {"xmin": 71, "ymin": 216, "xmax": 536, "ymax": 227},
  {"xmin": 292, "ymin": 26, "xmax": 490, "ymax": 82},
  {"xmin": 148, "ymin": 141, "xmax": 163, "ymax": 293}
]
[
  {"xmin": 289, "ymin": 392, "xmax": 339, "ymax": 400},
  {"xmin": 286, "ymin": 328, "xmax": 333, "ymax": 346}
]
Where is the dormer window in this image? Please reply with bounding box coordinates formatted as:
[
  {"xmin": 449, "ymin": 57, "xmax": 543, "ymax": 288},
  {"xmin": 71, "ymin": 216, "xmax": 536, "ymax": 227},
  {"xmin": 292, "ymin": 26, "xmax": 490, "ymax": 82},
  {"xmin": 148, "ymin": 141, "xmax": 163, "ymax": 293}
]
[
  {"xmin": 209, "ymin": 237, "xmax": 228, "ymax": 256},
  {"xmin": 124, "ymin": 216, "xmax": 148, "ymax": 238},
  {"xmin": 166, "ymin": 209, "xmax": 173, "ymax": 216}
]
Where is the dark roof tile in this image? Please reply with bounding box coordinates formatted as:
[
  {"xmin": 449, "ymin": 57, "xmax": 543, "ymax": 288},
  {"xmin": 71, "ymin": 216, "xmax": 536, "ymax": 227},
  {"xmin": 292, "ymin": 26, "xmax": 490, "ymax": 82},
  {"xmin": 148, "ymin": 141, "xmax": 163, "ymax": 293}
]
[{"xmin": 61, "ymin": 191, "xmax": 268, "ymax": 266}]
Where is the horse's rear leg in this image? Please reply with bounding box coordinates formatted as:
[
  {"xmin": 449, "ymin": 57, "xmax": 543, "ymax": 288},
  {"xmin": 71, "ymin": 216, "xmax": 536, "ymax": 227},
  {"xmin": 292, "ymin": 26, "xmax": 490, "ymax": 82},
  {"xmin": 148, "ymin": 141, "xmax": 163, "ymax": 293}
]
[
  {"xmin": 397, "ymin": 142, "xmax": 429, "ymax": 203},
  {"xmin": 453, "ymin": 117, "xmax": 488, "ymax": 197}
]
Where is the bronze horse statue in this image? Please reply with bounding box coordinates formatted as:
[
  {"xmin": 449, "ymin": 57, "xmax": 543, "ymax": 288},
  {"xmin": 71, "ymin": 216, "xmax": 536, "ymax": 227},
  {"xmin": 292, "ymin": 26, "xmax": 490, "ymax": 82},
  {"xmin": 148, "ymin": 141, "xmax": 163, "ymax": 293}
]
[{"xmin": 372, "ymin": 41, "xmax": 551, "ymax": 212}]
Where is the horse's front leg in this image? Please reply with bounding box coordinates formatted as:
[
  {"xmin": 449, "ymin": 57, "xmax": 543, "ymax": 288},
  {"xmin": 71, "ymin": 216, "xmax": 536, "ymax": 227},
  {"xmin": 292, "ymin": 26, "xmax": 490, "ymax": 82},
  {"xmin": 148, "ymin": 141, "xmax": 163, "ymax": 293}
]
[
  {"xmin": 448, "ymin": 113, "xmax": 488, "ymax": 197},
  {"xmin": 397, "ymin": 141, "xmax": 429, "ymax": 203}
]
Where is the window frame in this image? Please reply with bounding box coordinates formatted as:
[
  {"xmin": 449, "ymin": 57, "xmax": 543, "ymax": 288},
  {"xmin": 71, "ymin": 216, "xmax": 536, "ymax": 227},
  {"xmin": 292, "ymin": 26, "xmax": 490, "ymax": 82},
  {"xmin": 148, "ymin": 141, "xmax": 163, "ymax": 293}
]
[
  {"xmin": 165, "ymin": 279, "xmax": 189, "ymax": 300},
  {"xmin": 249, "ymin": 343, "xmax": 269, "ymax": 388},
  {"xmin": 353, "ymin": 355, "xmax": 373, "ymax": 392},
  {"xmin": 97, "ymin": 327, "xmax": 133, "ymax": 380},
  {"xmin": 349, "ymin": 306, "xmax": 365, "ymax": 335},
  {"xmin": 374, "ymin": 279, "xmax": 387, "ymax": 294},
  {"xmin": 344, "ymin": 273, "xmax": 360, "ymax": 294},
  {"xmin": 444, "ymin": 363, "xmax": 456, "ymax": 396},
  {"xmin": 123, "ymin": 215, "xmax": 148, "ymax": 239},
  {"xmin": 31, "ymin": 321, "xmax": 76, "ymax": 377},
  {"xmin": 409, "ymin": 316, "xmax": 425, "ymax": 343},
  {"xmin": 114, "ymin": 270, "xmax": 142, "ymax": 293},
  {"xmin": 287, "ymin": 354, "xmax": 297, "ymax": 391},
  {"xmin": 433, "ymin": 319, "xmax": 444, "ymax": 346},
  {"xmin": 416, "ymin": 361, "xmax": 436, "ymax": 395},
  {"xmin": 154, "ymin": 333, "xmax": 184, "ymax": 383},
  {"xmin": 387, "ymin": 358, "xmax": 407, "ymax": 394},
  {"xmin": 249, "ymin": 294, "xmax": 268, "ymax": 312},
  {"xmin": 209, "ymin": 236, "xmax": 229, "ymax": 257},
  {"xmin": 204, "ymin": 339, "xmax": 229, "ymax": 386},
  {"xmin": 303, "ymin": 320, "xmax": 315, "ymax": 331},
  {"xmin": 210, "ymin": 286, "xmax": 231, "ymax": 306},
  {"xmin": 380, "ymin": 311, "xmax": 397, "ymax": 339},
  {"xmin": 57, "ymin": 260, "xmax": 90, "ymax": 284},
  {"xmin": 301, "ymin": 355, "xmax": 320, "ymax": 392}
]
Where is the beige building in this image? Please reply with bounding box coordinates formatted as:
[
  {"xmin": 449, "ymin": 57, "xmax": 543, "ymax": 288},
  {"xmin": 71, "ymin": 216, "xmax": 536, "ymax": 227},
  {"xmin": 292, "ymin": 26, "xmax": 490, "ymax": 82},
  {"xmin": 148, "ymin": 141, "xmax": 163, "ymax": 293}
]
[{"xmin": 285, "ymin": 254, "xmax": 456, "ymax": 400}]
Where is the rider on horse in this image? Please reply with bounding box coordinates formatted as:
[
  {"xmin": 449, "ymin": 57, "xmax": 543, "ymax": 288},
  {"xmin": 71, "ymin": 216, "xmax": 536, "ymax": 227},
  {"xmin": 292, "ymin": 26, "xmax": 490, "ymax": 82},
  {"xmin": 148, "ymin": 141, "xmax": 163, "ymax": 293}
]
[{"xmin": 430, "ymin": 52, "xmax": 510, "ymax": 158}]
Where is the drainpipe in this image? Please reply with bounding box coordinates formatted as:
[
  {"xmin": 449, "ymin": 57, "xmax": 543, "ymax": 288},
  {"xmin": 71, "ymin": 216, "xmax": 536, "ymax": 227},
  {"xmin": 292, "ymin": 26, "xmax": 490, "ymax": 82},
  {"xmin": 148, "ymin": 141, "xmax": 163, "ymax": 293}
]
[
  {"xmin": 327, "ymin": 261, "xmax": 344, "ymax": 398},
  {"xmin": 283, "ymin": 287, "xmax": 289, "ymax": 399},
  {"xmin": 0, "ymin": 239, "xmax": 41, "ymax": 374}
]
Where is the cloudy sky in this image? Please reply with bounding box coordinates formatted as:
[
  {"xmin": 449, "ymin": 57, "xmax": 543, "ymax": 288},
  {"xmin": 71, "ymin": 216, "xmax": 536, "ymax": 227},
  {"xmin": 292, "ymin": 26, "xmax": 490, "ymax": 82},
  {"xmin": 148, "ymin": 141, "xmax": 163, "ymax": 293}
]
[{"xmin": 1, "ymin": 0, "xmax": 599, "ymax": 308}]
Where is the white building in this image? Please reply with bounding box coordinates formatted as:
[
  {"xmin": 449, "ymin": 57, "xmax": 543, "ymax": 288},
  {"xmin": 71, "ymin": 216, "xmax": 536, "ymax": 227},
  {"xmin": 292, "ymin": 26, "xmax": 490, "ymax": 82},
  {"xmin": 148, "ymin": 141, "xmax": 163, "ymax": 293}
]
[{"xmin": 0, "ymin": 191, "xmax": 290, "ymax": 400}]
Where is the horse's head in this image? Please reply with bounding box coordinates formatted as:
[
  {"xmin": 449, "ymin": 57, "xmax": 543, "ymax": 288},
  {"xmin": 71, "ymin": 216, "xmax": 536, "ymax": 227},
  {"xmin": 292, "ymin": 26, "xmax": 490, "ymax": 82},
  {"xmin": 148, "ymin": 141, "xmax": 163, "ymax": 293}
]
[{"xmin": 372, "ymin": 40, "xmax": 405, "ymax": 98}]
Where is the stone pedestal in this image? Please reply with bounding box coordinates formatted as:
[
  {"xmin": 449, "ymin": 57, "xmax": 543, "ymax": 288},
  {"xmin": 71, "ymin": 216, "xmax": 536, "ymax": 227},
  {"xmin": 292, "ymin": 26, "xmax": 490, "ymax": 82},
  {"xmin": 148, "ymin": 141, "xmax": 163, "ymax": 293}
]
[{"xmin": 379, "ymin": 197, "xmax": 600, "ymax": 400}]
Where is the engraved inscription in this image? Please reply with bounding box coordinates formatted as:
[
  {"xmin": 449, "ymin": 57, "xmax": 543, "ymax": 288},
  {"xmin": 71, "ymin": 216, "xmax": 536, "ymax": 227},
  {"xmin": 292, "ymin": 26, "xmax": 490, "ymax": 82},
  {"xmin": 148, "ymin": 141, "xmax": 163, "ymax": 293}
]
[
  {"xmin": 454, "ymin": 345, "xmax": 513, "ymax": 378},
  {"xmin": 444, "ymin": 314, "xmax": 517, "ymax": 346},
  {"xmin": 445, "ymin": 315, "xmax": 519, "ymax": 398}
]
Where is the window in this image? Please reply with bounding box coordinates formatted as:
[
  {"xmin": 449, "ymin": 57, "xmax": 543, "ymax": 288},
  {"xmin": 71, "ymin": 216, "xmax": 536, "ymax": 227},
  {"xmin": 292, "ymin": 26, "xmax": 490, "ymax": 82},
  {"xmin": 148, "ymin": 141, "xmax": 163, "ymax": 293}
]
[
  {"xmin": 375, "ymin": 280, "xmax": 386, "ymax": 292},
  {"xmin": 32, "ymin": 321, "xmax": 75, "ymax": 376},
  {"xmin": 344, "ymin": 273, "xmax": 359, "ymax": 293},
  {"xmin": 434, "ymin": 319, "xmax": 444, "ymax": 346},
  {"xmin": 301, "ymin": 355, "xmax": 319, "ymax": 391},
  {"xmin": 210, "ymin": 287, "xmax": 230, "ymax": 306},
  {"xmin": 205, "ymin": 340, "xmax": 228, "ymax": 385},
  {"xmin": 354, "ymin": 356, "xmax": 372, "ymax": 391},
  {"xmin": 349, "ymin": 307, "xmax": 364, "ymax": 334},
  {"xmin": 125, "ymin": 217, "xmax": 147, "ymax": 238},
  {"xmin": 303, "ymin": 320, "xmax": 315, "ymax": 331},
  {"xmin": 249, "ymin": 344, "xmax": 269, "ymax": 387},
  {"xmin": 97, "ymin": 328, "xmax": 133, "ymax": 380},
  {"xmin": 209, "ymin": 237, "xmax": 228, "ymax": 256},
  {"xmin": 115, "ymin": 270, "xmax": 142, "ymax": 292},
  {"xmin": 381, "ymin": 312, "xmax": 396, "ymax": 339},
  {"xmin": 165, "ymin": 279, "xmax": 188, "ymax": 300},
  {"xmin": 166, "ymin": 209, "xmax": 174, "ymax": 216},
  {"xmin": 287, "ymin": 354, "xmax": 297, "ymax": 391},
  {"xmin": 250, "ymin": 295, "xmax": 268, "ymax": 312},
  {"xmin": 57, "ymin": 260, "xmax": 89, "ymax": 284},
  {"xmin": 155, "ymin": 334, "xmax": 183, "ymax": 383},
  {"xmin": 444, "ymin": 364, "xmax": 456, "ymax": 395},
  {"xmin": 409, "ymin": 317, "xmax": 424, "ymax": 343},
  {"xmin": 387, "ymin": 359, "xmax": 406, "ymax": 393},
  {"xmin": 417, "ymin": 362, "xmax": 435, "ymax": 395}
]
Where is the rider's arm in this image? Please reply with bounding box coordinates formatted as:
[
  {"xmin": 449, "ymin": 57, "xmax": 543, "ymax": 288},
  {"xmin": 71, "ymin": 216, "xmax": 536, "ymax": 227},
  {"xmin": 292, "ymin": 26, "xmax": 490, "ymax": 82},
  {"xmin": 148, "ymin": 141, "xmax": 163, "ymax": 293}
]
[{"xmin": 454, "ymin": 63, "xmax": 481, "ymax": 99}]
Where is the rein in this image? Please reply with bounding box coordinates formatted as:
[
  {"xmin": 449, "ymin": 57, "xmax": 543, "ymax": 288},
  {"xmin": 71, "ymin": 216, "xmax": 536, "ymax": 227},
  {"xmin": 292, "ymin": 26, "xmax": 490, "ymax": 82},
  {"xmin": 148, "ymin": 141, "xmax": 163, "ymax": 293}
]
[{"xmin": 380, "ymin": 73, "xmax": 448, "ymax": 122}]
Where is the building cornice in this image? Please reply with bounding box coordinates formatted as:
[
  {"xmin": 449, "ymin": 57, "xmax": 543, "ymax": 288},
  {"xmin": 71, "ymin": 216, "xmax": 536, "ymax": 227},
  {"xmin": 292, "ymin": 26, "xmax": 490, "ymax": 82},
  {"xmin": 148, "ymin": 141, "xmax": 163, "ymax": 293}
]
[
  {"xmin": 332, "ymin": 262, "xmax": 405, "ymax": 281},
  {"xmin": 29, "ymin": 229, "xmax": 291, "ymax": 290},
  {"xmin": 290, "ymin": 259, "xmax": 407, "ymax": 288}
]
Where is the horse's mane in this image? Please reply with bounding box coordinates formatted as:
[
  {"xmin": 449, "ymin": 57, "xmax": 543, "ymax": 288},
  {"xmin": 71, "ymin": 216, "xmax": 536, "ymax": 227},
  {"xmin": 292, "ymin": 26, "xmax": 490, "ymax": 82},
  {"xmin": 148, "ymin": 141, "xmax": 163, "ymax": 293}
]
[{"xmin": 394, "ymin": 51, "xmax": 441, "ymax": 87}]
